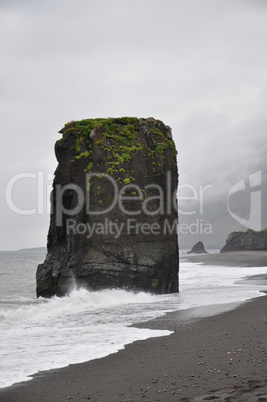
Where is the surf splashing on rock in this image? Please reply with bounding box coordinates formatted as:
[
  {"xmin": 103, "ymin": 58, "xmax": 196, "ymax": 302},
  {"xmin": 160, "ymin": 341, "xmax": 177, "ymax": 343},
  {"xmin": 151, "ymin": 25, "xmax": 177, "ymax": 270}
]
[{"xmin": 0, "ymin": 287, "xmax": 173, "ymax": 388}]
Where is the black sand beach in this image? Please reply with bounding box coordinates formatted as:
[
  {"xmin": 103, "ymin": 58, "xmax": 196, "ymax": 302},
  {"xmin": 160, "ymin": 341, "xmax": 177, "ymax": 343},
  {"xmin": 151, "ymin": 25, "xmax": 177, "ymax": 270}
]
[{"xmin": 1, "ymin": 252, "xmax": 267, "ymax": 402}]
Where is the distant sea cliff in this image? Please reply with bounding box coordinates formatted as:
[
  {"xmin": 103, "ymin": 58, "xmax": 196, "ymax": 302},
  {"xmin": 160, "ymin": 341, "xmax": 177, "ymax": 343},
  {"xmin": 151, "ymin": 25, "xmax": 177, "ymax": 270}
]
[{"xmin": 220, "ymin": 229, "xmax": 267, "ymax": 252}]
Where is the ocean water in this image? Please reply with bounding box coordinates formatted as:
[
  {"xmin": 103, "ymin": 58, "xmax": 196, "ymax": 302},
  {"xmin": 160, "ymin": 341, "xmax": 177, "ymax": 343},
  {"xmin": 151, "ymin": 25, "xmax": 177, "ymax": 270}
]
[{"xmin": 0, "ymin": 248, "xmax": 266, "ymax": 389}]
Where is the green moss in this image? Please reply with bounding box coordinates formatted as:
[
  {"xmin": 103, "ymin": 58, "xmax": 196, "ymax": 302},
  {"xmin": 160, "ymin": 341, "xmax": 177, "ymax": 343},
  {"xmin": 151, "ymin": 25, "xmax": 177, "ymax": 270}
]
[
  {"xmin": 75, "ymin": 141, "xmax": 81, "ymax": 154},
  {"xmin": 61, "ymin": 117, "xmax": 177, "ymax": 184},
  {"xmin": 149, "ymin": 127, "xmax": 177, "ymax": 159},
  {"xmin": 86, "ymin": 162, "xmax": 93, "ymax": 173},
  {"xmin": 155, "ymin": 145, "xmax": 163, "ymax": 152},
  {"xmin": 57, "ymin": 137, "xmax": 64, "ymax": 145},
  {"xmin": 75, "ymin": 151, "xmax": 90, "ymax": 160}
]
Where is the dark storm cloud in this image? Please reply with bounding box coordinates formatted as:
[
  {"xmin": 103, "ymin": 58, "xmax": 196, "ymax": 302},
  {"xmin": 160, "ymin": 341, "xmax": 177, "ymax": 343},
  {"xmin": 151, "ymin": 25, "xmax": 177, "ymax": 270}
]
[{"xmin": 1, "ymin": 0, "xmax": 267, "ymax": 249}]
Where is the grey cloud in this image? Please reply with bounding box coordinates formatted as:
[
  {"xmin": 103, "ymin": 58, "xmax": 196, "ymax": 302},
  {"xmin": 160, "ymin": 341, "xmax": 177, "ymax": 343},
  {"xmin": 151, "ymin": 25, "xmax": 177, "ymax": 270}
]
[{"xmin": 1, "ymin": 0, "xmax": 267, "ymax": 249}]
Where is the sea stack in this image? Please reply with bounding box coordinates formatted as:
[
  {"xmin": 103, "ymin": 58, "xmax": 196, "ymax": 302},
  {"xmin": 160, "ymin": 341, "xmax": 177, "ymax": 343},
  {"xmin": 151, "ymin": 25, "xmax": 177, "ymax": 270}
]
[
  {"xmin": 36, "ymin": 117, "xmax": 179, "ymax": 297},
  {"xmin": 187, "ymin": 241, "xmax": 208, "ymax": 254}
]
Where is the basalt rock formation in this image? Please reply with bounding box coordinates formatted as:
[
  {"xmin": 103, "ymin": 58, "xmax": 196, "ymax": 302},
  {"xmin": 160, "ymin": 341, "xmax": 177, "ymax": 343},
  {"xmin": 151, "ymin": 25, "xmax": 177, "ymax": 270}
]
[
  {"xmin": 220, "ymin": 229, "xmax": 267, "ymax": 252},
  {"xmin": 36, "ymin": 117, "xmax": 179, "ymax": 298},
  {"xmin": 187, "ymin": 241, "xmax": 208, "ymax": 254}
]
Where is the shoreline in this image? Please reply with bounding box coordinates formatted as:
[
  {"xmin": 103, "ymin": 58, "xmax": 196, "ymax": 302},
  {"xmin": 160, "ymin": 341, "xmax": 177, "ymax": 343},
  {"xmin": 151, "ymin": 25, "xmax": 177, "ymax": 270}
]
[
  {"xmin": 1, "ymin": 251, "xmax": 267, "ymax": 401},
  {"xmin": 1, "ymin": 295, "xmax": 266, "ymax": 402},
  {"xmin": 181, "ymin": 250, "xmax": 267, "ymax": 267}
]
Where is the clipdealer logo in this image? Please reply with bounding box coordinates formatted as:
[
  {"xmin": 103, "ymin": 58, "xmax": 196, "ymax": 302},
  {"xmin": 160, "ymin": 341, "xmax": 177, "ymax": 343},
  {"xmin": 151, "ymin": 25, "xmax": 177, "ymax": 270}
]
[
  {"xmin": 227, "ymin": 170, "xmax": 262, "ymax": 231},
  {"xmin": 5, "ymin": 169, "xmax": 263, "ymax": 236},
  {"xmin": 177, "ymin": 183, "xmax": 213, "ymax": 235},
  {"xmin": 5, "ymin": 171, "xmax": 179, "ymax": 238}
]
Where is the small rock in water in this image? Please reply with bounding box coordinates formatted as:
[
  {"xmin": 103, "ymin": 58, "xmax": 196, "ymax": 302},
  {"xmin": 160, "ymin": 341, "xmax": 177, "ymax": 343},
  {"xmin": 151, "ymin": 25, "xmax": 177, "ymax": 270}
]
[{"xmin": 187, "ymin": 241, "xmax": 208, "ymax": 254}]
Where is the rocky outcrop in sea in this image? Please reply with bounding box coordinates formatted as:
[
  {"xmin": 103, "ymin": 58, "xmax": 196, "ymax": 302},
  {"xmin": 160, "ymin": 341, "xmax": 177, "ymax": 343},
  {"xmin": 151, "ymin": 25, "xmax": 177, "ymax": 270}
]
[
  {"xmin": 187, "ymin": 241, "xmax": 208, "ymax": 254},
  {"xmin": 36, "ymin": 117, "xmax": 179, "ymax": 297},
  {"xmin": 220, "ymin": 229, "xmax": 267, "ymax": 252}
]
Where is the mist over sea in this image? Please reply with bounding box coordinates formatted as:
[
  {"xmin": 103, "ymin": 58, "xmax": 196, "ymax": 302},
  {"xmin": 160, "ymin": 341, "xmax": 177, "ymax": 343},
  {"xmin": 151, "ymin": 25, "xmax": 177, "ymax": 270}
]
[{"xmin": 0, "ymin": 248, "xmax": 266, "ymax": 389}]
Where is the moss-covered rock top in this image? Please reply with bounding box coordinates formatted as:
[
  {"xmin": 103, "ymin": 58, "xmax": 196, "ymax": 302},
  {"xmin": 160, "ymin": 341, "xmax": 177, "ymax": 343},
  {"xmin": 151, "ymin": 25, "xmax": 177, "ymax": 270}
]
[{"xmin": 57, "ymin": 117, "xmax": 177, "ymax": 179}]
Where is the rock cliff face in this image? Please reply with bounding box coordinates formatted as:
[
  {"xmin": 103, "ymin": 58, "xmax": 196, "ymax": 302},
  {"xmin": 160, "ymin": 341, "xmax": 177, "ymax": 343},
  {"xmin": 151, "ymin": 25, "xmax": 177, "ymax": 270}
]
[
  {"xmin": 36, "ymin": 117, "xmax": 179, "ymax": 297},
  {"xmin": 187, "ymin": 241, "xmax": 208, "ymax": 254},
  {"xmin": 220, "ymin": 229, "xmax": 267, "ymax": 252}
]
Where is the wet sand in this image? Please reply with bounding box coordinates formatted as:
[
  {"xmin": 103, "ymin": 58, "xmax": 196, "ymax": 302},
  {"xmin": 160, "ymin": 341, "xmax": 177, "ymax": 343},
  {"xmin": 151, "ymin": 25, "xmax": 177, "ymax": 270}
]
[{"xmin": 0, "ymin": 252, "xmax": 267, "ymax": 402}]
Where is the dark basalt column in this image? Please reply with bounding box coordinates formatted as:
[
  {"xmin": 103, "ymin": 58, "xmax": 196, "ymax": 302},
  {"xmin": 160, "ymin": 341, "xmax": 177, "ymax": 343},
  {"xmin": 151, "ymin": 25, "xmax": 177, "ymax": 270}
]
[{"xmin": 36, "ymin": 117, "xmax": 179, "ymax": 297}]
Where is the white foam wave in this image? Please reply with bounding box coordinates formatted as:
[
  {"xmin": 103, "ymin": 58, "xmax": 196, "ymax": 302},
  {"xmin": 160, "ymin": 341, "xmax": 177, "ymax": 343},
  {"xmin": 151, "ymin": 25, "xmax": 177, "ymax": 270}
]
[
  {"xmin": 0, "ymin": 288, "xmax": 159, "ymax": 325},
  {"xmin": 0, "ymin": 287, "xmax": 172, "ymax": 388}
]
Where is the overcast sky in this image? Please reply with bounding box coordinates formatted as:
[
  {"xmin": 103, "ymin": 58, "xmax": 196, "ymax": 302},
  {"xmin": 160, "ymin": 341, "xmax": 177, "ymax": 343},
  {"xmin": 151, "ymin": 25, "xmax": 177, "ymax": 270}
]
[{"xmin": 1, "ymin": 0, "xmax": 267, "ymax": 250}]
